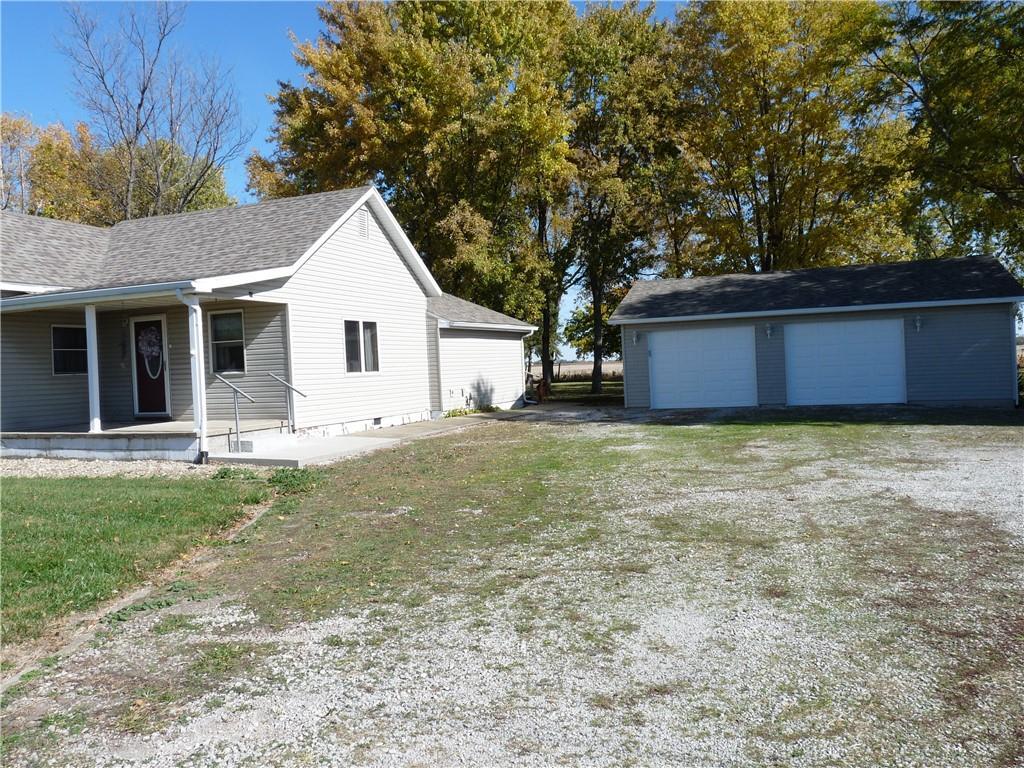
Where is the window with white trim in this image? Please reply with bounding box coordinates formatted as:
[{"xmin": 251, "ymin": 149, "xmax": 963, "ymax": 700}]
[
  {"xmin": 344, "ymin": 320, "xmax": 379, "ymax": 373},
  {"xmin": 209, "ymin": 310, "xmax": 246, "ymax": 374},
  {"xmin": 52, "ymin": 325, "xmax": 87, "ymax": 375}
]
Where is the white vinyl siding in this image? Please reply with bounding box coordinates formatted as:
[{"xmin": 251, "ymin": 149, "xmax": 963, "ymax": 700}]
[
  {"xmin": 252, "ymin": 205, "xmax": 432, "ymax": 429},
  {"xmin": 785, "ymin": 318, "xmax": 906, "ymax": 405},
  {"xmin": 648, "ymin": 325, "xmax": 757, "ymax": 409},
  {"xmin": 439, "ymin": 329, "xmax": 526, "ymax": 411},
  {"xmin": 1, "ymin": 309, "xmax": 90, "ymax": 429}
]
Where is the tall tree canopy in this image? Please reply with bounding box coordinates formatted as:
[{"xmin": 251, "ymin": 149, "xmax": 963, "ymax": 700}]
[
  {"xmin": 662, "ymin": 1, "xmax": 919, "ymax": 276},
  {"xmin": 250, "ymin": 0, "xmax": 575, "ymax": 321},
  {"xmin": 865, "ymin": 1, "xmax": 1024, "ymax": 267},
  {"xmin": 563, "ymin": 2, "xmax": 667, "ymax": 389}
]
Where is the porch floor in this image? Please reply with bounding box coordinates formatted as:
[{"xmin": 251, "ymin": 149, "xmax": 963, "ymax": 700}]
[{"xmin": 0, "ymin": 419, "xmax": 288, "ymax": 438}]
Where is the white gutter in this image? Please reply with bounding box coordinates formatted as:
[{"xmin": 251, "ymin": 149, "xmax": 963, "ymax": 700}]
[
  {"xmin": 0, "ymin": 281, "xmax": 72, "ymax": 293},
  {"xmin": 0, "ymin": 280, "xmax": 201, "ymax": 312},
  {"xmin": 609, "ymin": 295, "xmax": 1024, "ymax": 326},
  {"xmin": 435, "ymin": 318, "xmax": 537, "ymax": 334}
]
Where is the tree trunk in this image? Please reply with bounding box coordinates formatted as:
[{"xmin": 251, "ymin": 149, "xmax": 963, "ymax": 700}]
[
  {"xmin": 590, "ymin": 279, "xmax": 604, "ymax": 395},
  {"xmin": 541, "ymin": 296, "xmax": 556, "ymax": 384}
]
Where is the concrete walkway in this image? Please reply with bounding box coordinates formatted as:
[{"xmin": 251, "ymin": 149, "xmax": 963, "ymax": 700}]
[{"xmin": 208, "ymin": 412, "xmax": 512, "ymax": 467}]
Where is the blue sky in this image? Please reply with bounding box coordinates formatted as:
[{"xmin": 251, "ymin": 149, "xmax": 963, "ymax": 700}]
[
  {"xmin": 2, "ymin": 1, "xmax": 679, "ymax": 360},
  {"xmin": 2, "ymin": 1, "xmax": 326, "ymax": 201}
]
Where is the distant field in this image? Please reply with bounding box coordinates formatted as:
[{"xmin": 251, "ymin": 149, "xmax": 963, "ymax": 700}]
[{"xmin": 528, "ymin": 360, "xmax": 623, "ymax": 381}]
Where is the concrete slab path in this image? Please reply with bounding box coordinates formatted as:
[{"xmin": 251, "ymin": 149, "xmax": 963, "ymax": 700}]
[{"xmin": 208, "ymin": 412, "xmax": 511, "ymax": 467}]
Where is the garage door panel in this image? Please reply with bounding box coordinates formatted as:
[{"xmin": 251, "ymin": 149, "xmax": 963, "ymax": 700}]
[
  {"xmin": 785, "ymin": 318, "xmax": 906, "ymax": 405},
  {"xmin": 649, "ymin": 326, "xmax": 757, "ymax": 409}
]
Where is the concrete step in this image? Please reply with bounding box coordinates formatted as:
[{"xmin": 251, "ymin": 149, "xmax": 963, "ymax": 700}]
[{"xmin": 208, "ymin": 434, "xmax": 401, "ymax": 468}]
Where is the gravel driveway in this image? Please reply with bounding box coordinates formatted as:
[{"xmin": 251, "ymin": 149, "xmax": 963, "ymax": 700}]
[{"xmin": 3, "ymin": 413, "xmax": 1023, "ymax": 767}]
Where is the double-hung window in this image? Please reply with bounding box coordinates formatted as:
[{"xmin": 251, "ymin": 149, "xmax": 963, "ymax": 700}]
[
  {"xmin": 344, "ymin": 320, "xmax": 379, "ymax": 373},
  {"xmin": 52, "ymin": 325, "xmax": 87, "ymax": 375},
  {"xmin": 209, "ymin": 310, "xmax": 246, "ymax": 374}
]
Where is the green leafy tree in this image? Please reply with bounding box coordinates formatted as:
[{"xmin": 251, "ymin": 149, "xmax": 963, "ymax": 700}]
[
  {"xmin": 864, "ymin": 1, "xmax": 1024, "ymax": 269},
  {"xmin": 664, "ymin": 1, "xmax": 919, "ymax": 276},
  {"xmin": 250, "ymin": 0, "xmax": 575, "ymax": 324},
  {"xmin": 562, "ymin": 285, "xmax": 628, "ymax": 361},
  {"xmin": 563, "ymin": 2, "xmax": 667, "ymax": 392}
]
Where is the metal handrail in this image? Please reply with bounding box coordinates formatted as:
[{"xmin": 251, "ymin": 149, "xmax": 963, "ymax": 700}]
[
  {"xmin": 266, "ymin": 372, "xmax": 306, "ymax": 398},
  {"xmin": 215, "ymin": 374, "xmax": 256, "ymax": 402},
  {"xmin": 215, "ymin": 374, "xmax": 255, "ymax": 452},
  {"xmin": 266, "ymin": 372, "xmax": 306, "ymax": 433}
]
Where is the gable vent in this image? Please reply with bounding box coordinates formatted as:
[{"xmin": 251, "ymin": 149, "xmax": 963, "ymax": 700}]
[{"xmin": 357, "ymin": 209, "xmax": 370, "ymax": 239}]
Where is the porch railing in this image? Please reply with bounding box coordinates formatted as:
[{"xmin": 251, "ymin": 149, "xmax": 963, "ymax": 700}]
[
  {"xmin": 215, "ymin": 374, "xmax": 255, "ymax": 452},
  {"xmin": 266, "ymin": 372, "xmax": 307, "ymax": 433}
]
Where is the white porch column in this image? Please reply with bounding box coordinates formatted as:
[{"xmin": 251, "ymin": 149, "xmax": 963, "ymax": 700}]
[
  {"xmin": 84, "ymin": 304, "xmax": 102, "ymax": 433},
  {"xmin": 180, "ymin": 294, "xmax": 208, "ymax": 456}
]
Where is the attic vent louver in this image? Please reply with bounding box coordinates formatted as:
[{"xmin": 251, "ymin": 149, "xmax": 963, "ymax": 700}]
[{"xmin": 358, "ymin": 209, "xmax": 370, "ymax": 239}]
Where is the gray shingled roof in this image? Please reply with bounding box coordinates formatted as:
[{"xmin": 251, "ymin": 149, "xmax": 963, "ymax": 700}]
[
  {"xmin": 428, "ymin": 293, "xmax": 534, "ymax": 329},
  {"xmin": 0, "ymin": 213, "xmax": 109, "ymax": 287},
  {"xmin": 611, "ymin": 257, "xmax": 1024, "ymax": 323},
  {"xmin": 0, "ymin": 187, "xmax": 372, "ymax": 290}
]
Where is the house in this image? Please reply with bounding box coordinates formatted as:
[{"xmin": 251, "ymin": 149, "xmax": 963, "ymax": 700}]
[
  {"xmin": 610, "ymin": 258, "xmax": 1024, "ymax": 410},
  {"xmin": 0, "ymin": 187, "xmax": 534, "ymax": 460}
]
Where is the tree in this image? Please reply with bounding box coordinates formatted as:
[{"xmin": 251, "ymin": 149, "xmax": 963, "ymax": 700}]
[
  {"xmin": 563, "ymin": 2, "xmax": 667, "ymax": 392},
  {"xmin": 2, "ymin": 113, "xmax": 235, "ymax": 226},
  {"xmin": 249, "ymin": 1, "xmax": 575, "ymax": 326},
  {"xmin": 864, "ymin": 1, "xmax": 1024, "ymax": 268},
  {"xmin": 61, "ymin": 1, "xmax": 250, "ymax": 220},
  {"xmin": 1, "ymin": 114, "xmax": 36, "ymax": 212},
  {"xmin": 665, "ymin": 1, "xmax": 919, "ymax": 276},
  {"xmin": 562, "ymin": 285, "xmax": 628, "ymax": 360},
  {"xmin": 28, "ymin": 122, "xmax": 108, "ymax": 224}
]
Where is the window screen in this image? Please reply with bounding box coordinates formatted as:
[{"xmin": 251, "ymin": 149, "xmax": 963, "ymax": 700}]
[
  {"xmin": 345, "ymin": 320, "xmax": 362, "ymax": 372},
  {"xmin": 52, "ymin": 326, "xmax": 87, "ymax": 375},
  {"xmin": 210, "ymin": 311, "xmax": 245, "ymax": 373}
]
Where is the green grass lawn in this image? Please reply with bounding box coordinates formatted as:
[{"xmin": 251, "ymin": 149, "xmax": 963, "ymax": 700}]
[{"xmin": 1, "ymin": 475, "xmax": 268, "ymax": 643}]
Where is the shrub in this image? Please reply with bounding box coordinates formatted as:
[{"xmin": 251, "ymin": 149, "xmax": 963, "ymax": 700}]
[
  {"xmin": 211, "ymin": 467, "xmax": 259, "ymax": 481},
  {"xmin": 267, "ymin": 467, "xmax": 323, "ymax": 495}
]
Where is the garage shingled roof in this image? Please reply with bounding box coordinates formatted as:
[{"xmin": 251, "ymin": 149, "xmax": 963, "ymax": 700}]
[{"xmin": 610, "ymin": 257, "xmax": 1024, "ymax": 323}]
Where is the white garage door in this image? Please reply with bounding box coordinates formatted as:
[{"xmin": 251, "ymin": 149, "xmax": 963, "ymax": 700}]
[
  {"xmin": 648, "ymin": 326, "xmax": 758, "ymax": 409},
  {"xmin": 785, "ymin": 318, "xmax": 906, "ymax": 405}
]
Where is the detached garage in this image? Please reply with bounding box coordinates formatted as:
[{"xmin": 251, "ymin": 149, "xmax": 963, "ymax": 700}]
[
  {"xmin": 427, "ymin": 293, "xmax": 535, "ymax": 413},
  {"xmin": 612, "ymin": 257, "xmax": 1024, "ymax": 410}
]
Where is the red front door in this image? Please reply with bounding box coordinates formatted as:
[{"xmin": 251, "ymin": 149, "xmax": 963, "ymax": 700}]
[{"xmin": 133, "ymin": 317, "xmax": 168, "ymax": 415}]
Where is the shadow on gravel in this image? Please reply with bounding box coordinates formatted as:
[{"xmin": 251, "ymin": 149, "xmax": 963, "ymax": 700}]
[{"xmin": 511, "ymin": 403, "xmax": 1024, "ymax": 428}]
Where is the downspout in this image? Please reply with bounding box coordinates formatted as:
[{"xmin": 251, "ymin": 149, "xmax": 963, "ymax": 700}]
[
  {"xmin": 432, "ymin": 318, "xmax": 444, "ymax": 418},
  {"xmin": 1015, "ymin": 303, "xmax": 1021, "ymax": 407},
  {"xmin": 177, "ymin": 290, "xmax": 209, "ymax": 462}
]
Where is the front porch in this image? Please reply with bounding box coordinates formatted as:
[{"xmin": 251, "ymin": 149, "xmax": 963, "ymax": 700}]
[
  {"xmin": 1, "ymin": 292, "xmax": 292, "ymax": 461},
  {"xmin": 0, "ymin": 419, "xmax": 293, "ymax": 461}
]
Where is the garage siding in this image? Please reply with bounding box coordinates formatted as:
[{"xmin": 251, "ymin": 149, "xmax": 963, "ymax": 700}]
[
  {"xmin": 620, "ymin": 303, "xmax": 1017, "ymax": 409},
  {"xmin": 439, "ymin": 329, "xmax": 525, "ymax": 411},
  {"xmin": 755, "ymin": 323, "xmax": 786, "ymax": 405},
  {"xmin": 621, "ymin": 327, "xmax": 650, "ymax": 408},
  {"xmin": 904, "ymin": 304, "xmax": 1016, "ymax": 406}
]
